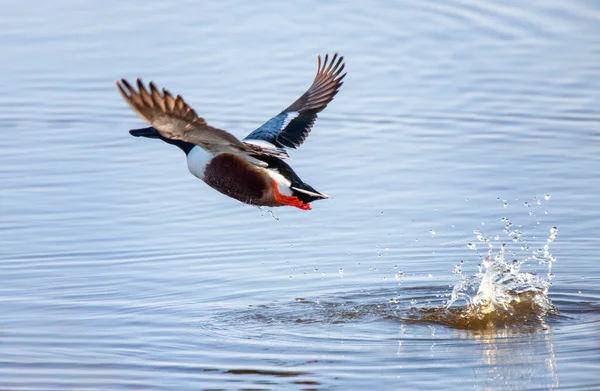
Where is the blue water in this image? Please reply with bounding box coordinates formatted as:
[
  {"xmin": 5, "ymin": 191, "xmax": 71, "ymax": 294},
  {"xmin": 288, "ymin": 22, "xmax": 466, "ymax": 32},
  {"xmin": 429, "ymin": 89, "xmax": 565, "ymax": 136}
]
[{"xmin": 1, "ymin": 1, "xmax": 600, "ymax": 390}]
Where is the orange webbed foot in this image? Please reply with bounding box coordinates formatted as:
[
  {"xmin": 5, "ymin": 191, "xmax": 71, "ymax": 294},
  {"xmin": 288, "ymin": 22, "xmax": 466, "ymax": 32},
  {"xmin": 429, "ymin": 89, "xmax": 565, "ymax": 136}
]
[{"xmin": 271, "ymin": 179, "xmax": 311, "ymax": 211}]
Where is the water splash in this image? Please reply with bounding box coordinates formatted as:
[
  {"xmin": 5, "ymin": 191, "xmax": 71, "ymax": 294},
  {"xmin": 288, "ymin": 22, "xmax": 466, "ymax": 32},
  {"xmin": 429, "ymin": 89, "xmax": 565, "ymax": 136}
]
[
  {"xmin": 431, "ymin": 222, "xmax": 559, "ymax": 330},
  {"xmin": 251, "ymin": 197, "xmax": 559, "ymax": 332}
]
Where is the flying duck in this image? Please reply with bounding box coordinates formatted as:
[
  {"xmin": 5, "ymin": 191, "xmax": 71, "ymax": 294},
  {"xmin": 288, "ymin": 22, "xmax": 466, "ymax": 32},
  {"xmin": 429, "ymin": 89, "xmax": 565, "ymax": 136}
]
[{"xmin": 116, "ymin": 53, "xmax": 345, "ymax": 210}]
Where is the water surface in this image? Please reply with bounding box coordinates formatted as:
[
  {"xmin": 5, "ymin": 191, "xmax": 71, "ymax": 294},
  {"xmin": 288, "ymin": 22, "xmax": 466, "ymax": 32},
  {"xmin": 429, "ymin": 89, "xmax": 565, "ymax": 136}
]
[{"xmin": 1, "ymin": 1, "xmax": 600, "ymax": 390}]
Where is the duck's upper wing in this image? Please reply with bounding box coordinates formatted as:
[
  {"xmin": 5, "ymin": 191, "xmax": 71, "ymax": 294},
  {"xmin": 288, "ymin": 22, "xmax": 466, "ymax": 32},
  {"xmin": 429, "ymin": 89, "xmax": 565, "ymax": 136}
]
[
  {"xmin": 116, "ymin": 78, "xmax": 247, "ymax": 153},
  {"xmin": 243, "ymin": 53, "xmax": 346, "ymax": 150}
]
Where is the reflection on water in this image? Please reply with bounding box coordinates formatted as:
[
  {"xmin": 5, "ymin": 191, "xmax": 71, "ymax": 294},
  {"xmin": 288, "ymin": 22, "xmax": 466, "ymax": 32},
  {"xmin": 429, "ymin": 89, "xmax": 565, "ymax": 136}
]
[
  {"xmin": 224, "ymin": 368, "xmax": 320, "ymax": 389},
  {"xmin": 467, "ymin": 327, "xmax": 560, "ymax": 390}
]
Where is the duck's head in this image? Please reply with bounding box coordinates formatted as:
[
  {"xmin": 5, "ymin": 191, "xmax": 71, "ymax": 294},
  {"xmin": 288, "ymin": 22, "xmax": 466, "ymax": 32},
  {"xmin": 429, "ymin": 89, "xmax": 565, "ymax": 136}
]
[{"xmin": 129, "ymin": 126, "xmax": 194, "ymax": 155}]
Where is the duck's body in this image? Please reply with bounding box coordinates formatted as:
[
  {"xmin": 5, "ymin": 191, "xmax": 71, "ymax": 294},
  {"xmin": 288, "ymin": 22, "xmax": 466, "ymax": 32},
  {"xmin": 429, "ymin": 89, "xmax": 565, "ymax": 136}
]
[
  {"xmin": 187, "ymin": 146, "xmax": 322, "ymax": 209},
  {"xmin": 117, "ymin": 54, "xmax": 345, "ymax": 210}
]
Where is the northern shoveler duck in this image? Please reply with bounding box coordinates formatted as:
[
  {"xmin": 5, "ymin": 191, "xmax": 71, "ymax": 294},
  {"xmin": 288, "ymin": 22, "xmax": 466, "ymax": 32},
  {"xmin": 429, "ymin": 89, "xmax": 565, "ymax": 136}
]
[{"xmin": 116, "ymin": 53, "xmax": 345, "ymax": 210}]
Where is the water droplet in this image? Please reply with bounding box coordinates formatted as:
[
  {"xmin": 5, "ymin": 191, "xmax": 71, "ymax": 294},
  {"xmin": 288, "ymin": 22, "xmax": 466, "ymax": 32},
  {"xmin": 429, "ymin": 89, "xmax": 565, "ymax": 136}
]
[
  {"xmin": 400, "ymin": 324, "xmax": 407, "ymax": 334},
  {"xmin": 548, "ymin": 227, "xmax": 558, "ymax": 241},
  {"xmin": 537, "ymin": 199, "xmax": 542, "ymax": 205},
  {"xmin": 467, "ymin": 242, "xmax": 476, "ymax": 249},
  {"xmin": 428, "ymin": 273, "xmax": 433, "ymax": 279},
  {"xmin": 429, "ymin": 325, "xmax": 436, "ymax": 337},
  {"xmin": 430, "ymin": 230, "xmax": 436, "ymax": 237},
  {"xmin": 465, "ymin": 198, "xmax": 469, "ymax": 202},
  {"xmin": 545, "ymin": 194, "xmax": 551, "ymax": 200},
  {"xmin": 503, "ymin": 200, "xmax": 508, "ymax": 208},
  {"xmin": 395, "ymin": 270, "xmax": 404, "ymax": 280},
  {"xmin": 339, "ymin": 268, "xmax": 344, "ymax": 278}
]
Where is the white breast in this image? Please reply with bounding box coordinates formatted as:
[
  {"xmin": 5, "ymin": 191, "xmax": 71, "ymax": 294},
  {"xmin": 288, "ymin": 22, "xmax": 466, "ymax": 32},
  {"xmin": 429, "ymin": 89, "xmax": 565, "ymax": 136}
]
[{"xmin": 186, "ymin": 146, "xmax": 213, "ymax": 180}]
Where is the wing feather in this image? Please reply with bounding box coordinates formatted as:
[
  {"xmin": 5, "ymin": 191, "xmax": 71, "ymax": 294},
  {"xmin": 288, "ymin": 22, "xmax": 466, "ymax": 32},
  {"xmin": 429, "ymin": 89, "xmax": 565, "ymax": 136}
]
[
  {"xmin": 116, "ymin": 78, "xmax": 247, "ymax": 153},
  {"xmin": 243, "ymin": 53, "xmax": 346, "ymax": 150}
]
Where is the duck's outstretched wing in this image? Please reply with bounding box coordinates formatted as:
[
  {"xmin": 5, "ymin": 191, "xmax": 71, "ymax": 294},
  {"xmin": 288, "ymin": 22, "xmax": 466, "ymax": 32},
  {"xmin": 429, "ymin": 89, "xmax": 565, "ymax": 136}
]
[
  {"xmin": 116, "ymin": 78, "xmax": 247, "ymax": 153},
  {"xmin": 243, "ymin": 53, "xmax": 346, "ymax": 150}
]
